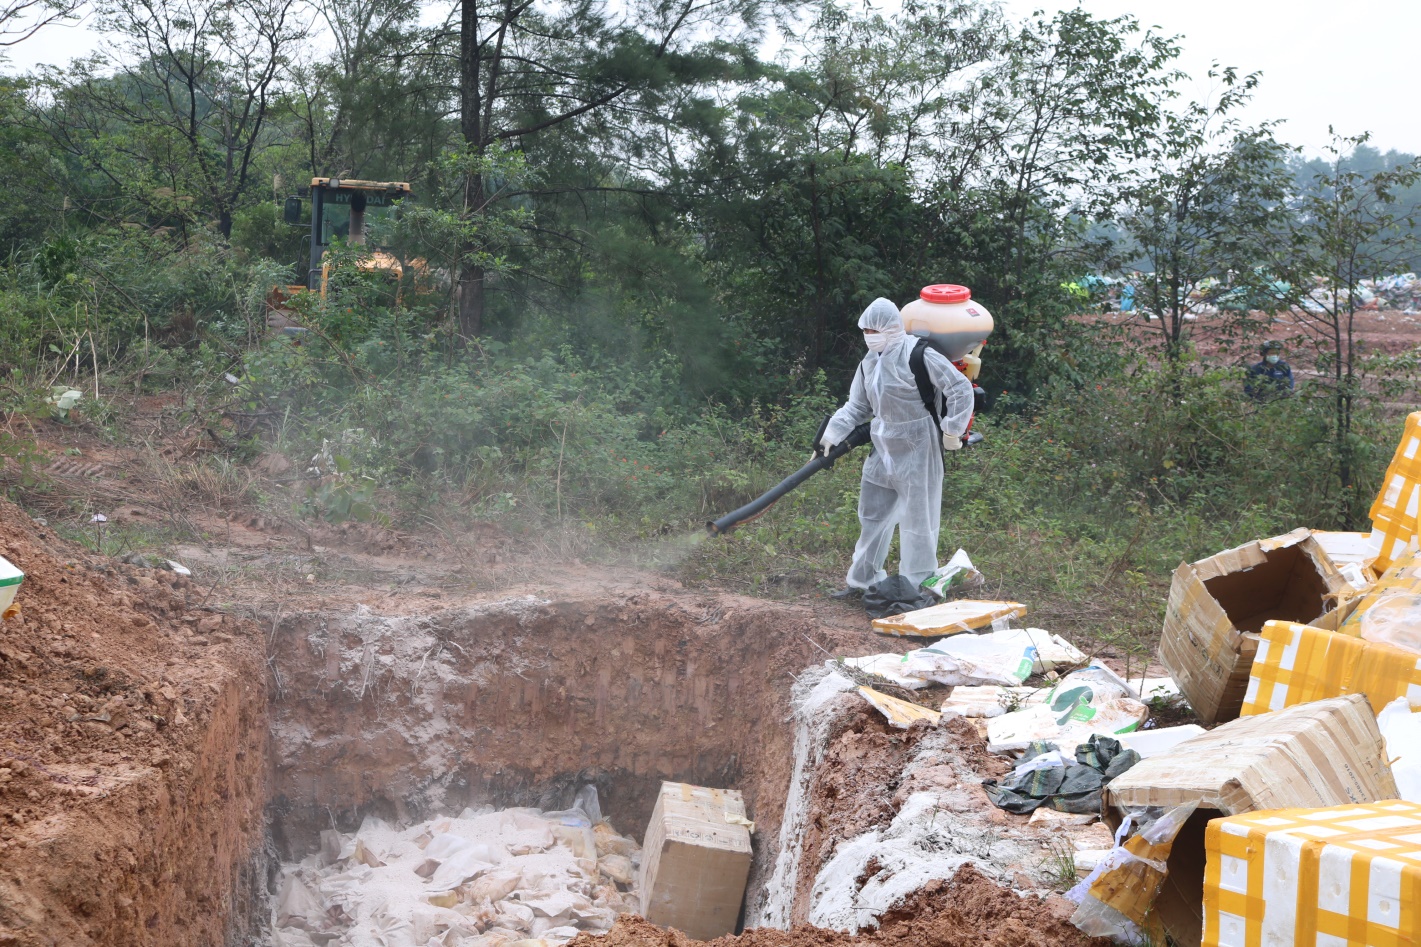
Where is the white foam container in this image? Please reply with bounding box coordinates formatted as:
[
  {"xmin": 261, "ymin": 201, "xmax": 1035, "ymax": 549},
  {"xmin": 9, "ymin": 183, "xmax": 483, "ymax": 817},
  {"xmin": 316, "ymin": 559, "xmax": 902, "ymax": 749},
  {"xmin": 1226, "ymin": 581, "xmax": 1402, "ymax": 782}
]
[
  {"xmin": 0, "ymin": 555, "xmax": 23, "ymax": 612},
  {"xmin": 1116, "ymin": 724, "xmax": 1206, "ymax": 759}
]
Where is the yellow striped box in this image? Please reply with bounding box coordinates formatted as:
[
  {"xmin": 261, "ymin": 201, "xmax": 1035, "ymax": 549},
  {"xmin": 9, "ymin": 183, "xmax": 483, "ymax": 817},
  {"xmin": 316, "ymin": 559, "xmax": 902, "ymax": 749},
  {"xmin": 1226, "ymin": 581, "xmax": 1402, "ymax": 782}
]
[
  {"xmin": 1203, "ymin": 800, "xmax": 1421, "ymax": 947},
  {"xmin": 1240, "ymin": 621, "xmax": 1421, "ymax": 717},
  {"xmin": 1368, "ymin": 411, "xmax": 1421, "ymax": 572}
]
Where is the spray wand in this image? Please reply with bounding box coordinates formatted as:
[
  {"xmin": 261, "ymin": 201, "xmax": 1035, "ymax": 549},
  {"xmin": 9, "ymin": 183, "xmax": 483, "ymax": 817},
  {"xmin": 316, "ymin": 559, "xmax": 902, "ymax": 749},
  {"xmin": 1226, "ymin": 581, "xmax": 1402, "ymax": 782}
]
[{"xmin": 705, "ymin": 419, "xmax": 871, "ymax": 535}]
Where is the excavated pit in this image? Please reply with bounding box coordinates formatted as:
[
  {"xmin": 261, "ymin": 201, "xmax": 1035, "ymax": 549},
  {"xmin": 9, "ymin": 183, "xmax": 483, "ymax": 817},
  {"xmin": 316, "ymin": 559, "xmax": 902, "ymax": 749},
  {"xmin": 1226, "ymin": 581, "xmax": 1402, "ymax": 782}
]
[{"xmin": 264, "ymin": 589, "xmax": 877, "ymax": 930}]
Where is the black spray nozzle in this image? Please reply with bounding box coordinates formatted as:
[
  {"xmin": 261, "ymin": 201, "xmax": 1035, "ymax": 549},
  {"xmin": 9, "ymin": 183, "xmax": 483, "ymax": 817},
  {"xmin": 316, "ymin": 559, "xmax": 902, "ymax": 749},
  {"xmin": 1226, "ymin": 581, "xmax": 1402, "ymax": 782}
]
[{"xmin": 707, "ymin": 420, "xmax": 871, "ymax": 535}]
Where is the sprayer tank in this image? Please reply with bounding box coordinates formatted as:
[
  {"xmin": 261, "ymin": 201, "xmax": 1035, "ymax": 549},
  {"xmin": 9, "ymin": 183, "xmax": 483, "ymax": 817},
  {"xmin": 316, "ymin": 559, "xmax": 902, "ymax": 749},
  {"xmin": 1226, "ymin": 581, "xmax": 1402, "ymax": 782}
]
[{"xmin": 900, "ymin": 284, "xmax": 993, "ymax": 361}]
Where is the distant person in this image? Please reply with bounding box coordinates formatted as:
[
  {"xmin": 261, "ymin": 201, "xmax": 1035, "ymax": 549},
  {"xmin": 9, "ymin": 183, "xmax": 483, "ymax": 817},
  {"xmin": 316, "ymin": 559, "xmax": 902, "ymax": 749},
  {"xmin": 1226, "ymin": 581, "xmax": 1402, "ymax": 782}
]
[{"xmin": 1245, "ymin": 341, "xmax": 1294, "ymax": 400}]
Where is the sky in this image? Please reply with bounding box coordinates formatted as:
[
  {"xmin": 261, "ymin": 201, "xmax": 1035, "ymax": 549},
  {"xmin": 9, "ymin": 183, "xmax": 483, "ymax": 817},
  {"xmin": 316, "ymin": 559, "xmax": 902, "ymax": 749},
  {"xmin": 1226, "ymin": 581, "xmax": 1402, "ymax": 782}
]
[
  {"xmin": 4, "ymin": 0, "xmax": 1417, "ymax": 158},
  {"xmin": 998, "ymin": 0, "xmax": 1420, "ymax": 157}
]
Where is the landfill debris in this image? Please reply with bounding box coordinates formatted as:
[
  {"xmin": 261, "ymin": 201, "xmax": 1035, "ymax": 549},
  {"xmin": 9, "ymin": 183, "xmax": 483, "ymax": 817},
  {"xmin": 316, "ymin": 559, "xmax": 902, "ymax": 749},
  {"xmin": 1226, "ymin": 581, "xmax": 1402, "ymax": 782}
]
[
  {"xmin": 1135, "ymin": 676, "xmax": 1182, "ymax": 703},
  {"xmin": 46, "ymin": 386, "xmax": 82, "ymax": 418},
  {"xmin": 269, "ymin": 804, "xmax": 642, "ymax": 947},
  {"xmin": 1378, "ymin": 697, "xmax": 1421, "ymax": 802},
  {"xmin": 1103, "ymin": 695, "xmax": 1399, "ymax": 947},
  {"xmin": 982, "ymin": 735, "xmax": 1140, "ymax": 814},
  {"xmin": 1240, "ymin": 620, "xmax": 1421, "ymax": 716},
  {"xmin": 834, "ymin": 654, "xmax": 928, "ymax": 689},
  {"xmin": 1202, "ymin": 800, "xmax": 1421, "ymax": 947},
  {"xmin": 1066, "ymin": 801, "xmax": 1198, "ymax": 947},
  {"xmin": 1115, "ymin": 725, "xmax": 1206, "ymax": 759},
  {"xmin": 1071, "ymin": 849, "xmax": 1110, "ymax": 873},
  {"xmin": 902, "ymin": 628, "xmax": 1084, "ymax": 688},
  {"xmin": 639, "ymin": 782, "xmax": 752, "ymax": 940},
  {"xmin": 1339, "ymin": 546, "xmax": 1421, "ymax": 647},
  {"xmin": 984, "ymin": 665, "xmax": 1147, "ymax": 754},
  {"xmin": 870, "ymin": 599, "xmax": 1027, "ymax": 637},
  {"xmin": 1356, "ymin": 589, "xmax": 1421, "ymax": 652},
  {"xmin": 164, "ymin": 559, "xmax": 192, "ymax": 577},
  {"xmin": 920, "ymin": 548, "xmax": 983, "ymax": 598},
  {"xmin": 861, "ymin": 576, "xmax": 936, "ymax": 619},
  {"xmin": 938, "ymin": 684, "xmax": 1040, "ymax": 718},
  {"xmin": 1310, "ymin": 529, "xmax": 1380, "ymax": 589},
  {"xmin": 1159, "ymin": 527, "xmax": 1348, "ymax": 725},
  {"xmin": 986, "ymin": 697, "xmax": 1147, "ymax": 755},
  {"xmin": 0, "ymin": 555, "xmax": 22, "ymax": 614},
  {"xmin": 857, "ymin": 685, "xmax": 941, "ymax": 729},
  {"xmin": 1365, "ymin": 411, "xmax": 1421, "ymax": 572}
]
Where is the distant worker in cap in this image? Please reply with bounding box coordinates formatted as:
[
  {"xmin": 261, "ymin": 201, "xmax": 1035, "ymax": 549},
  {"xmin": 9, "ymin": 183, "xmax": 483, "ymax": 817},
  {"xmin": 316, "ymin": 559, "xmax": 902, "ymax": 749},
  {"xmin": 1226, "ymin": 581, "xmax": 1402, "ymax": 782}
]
[{"xmin": 1245, "ymin": 340, "xmax": 1294, "ymax": 400}]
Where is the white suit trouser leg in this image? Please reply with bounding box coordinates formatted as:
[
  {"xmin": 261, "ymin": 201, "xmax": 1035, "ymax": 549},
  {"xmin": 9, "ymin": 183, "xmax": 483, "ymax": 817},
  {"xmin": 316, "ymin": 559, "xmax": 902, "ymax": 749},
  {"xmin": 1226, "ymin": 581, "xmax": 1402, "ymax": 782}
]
[{"xmin": 846, "ymin": 474, "xmax": 942, "ymax": 590}]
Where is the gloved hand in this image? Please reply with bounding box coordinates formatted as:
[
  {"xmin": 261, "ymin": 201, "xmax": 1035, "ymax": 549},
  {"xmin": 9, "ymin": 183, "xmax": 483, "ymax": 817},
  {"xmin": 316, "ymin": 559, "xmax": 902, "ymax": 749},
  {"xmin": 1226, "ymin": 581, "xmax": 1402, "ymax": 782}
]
[
  {"xmin": 943, "ymin": 431, "xmax": 963, "ymax": 451},
  {"xmin": 817, "ymin": 436, "xmax": 836, "ymax": 458}
]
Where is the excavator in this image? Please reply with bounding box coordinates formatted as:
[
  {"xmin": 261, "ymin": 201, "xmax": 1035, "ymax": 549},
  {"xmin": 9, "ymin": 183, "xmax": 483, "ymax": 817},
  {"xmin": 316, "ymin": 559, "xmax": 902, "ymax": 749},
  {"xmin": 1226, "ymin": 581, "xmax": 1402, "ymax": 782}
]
[{"xmin": 268, "ymin": 177, "xmax": 414, "ymax": 329}]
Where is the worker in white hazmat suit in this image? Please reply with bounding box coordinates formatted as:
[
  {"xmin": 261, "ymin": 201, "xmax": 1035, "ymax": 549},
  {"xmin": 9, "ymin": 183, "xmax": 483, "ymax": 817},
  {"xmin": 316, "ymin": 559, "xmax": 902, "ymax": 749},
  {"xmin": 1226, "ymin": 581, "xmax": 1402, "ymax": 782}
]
[{"xmin": 819, "ymin": 298, "xmax": 975, "ymax": 596}]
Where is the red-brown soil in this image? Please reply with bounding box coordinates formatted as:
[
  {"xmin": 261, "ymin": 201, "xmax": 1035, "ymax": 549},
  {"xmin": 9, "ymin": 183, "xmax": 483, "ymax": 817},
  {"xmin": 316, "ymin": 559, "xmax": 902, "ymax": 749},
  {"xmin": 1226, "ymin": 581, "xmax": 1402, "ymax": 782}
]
[
  {"xmin": 0, "ymin": 497, "xmax": 268, "ymax": 946},
  {"xmin": 573, "ymin": 863, "xmax": 1104, "ymax": 947}
]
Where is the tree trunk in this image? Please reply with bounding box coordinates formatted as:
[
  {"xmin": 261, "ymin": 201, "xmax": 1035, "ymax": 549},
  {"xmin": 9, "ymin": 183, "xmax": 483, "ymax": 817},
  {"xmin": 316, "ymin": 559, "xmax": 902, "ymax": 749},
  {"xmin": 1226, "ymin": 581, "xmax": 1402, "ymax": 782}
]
[{"xmin": 457, "ymin": 0, "xmax": 485, "ymax": 341}]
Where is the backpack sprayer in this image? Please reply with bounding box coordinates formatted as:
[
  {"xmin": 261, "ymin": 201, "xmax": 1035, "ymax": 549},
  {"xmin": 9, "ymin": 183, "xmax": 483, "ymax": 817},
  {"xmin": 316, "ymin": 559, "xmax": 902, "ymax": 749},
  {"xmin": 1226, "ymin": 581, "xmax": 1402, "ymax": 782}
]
[{"xmin": 706, "ymin": 284, "xmax": 992, "ymax": 536}]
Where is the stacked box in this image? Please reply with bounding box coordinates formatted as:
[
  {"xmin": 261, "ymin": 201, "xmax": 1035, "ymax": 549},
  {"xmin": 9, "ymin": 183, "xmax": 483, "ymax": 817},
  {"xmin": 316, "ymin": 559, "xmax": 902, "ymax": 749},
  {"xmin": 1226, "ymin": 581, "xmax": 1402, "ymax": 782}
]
[
  {"xmin": 1103, "ymin": 695, "xmax": 1399, "ymax": 947},
  {"xmin": 1241, "ymin": 621, "xmax": 1421, "ymax": 716},
  {"xmin": 1203, "ymin": 800, "xmax": 1421, "ymax": 947},
  {"xmin": 1159, "ymin": 528, "xmax": 1349, "ymax": 725},
  {"xmin": 639, "ymin": 782, "xmax": 752, "ymax": 939},
  {"xmin": 1367, "ymin": 410, "xmax": 1421, "ymax": 572}
]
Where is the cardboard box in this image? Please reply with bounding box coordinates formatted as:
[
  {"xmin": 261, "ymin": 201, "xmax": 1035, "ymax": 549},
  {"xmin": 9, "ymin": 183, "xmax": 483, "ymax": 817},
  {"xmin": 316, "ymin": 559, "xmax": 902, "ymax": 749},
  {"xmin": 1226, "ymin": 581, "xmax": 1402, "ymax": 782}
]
[
  {"xmin": 1241, "ymin": 620, "xmax": 1421, "ymax": 716},
  {"xmin": 1103, "ymin": 695, "xmax": 1399, "ymax": 947},
  {"xmin": 1203, "ymin": 800, "xmax": 1421, "ymax": 947},
  {"xmin": 1310, "ymin": 529, "xmax": 1381, "ymax": 589},
  {"xmin": 1366, "ymin": 410, "xmax": 1421, "ymax": 572},
  {"xmin": 1159, "ymin": 528, "xmax": 1349, "ymax": 725},
  {"xmin": 639, "ymin": 782, "xmax": 752, "ymax": 939},
  {"xmin": 870, "ymin": 599, "xmax": 1026, "ymax": 637}
]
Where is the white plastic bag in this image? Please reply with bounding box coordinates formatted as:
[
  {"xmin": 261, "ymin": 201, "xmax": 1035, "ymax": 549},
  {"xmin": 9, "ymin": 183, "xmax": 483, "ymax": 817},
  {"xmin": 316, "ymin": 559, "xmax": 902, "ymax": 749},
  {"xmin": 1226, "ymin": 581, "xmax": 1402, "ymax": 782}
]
[
  {"xmin": 921, "ymin": 548, "xmax": 982, "ymax": 598},
  {"xmin": 1359, "ymin": 591, "xmax": 1421, "ymax": 654},
  {"xmin": 986, "ymin": 698, "xmax": 1149, "ymax": 755},
  {"xmin": 902, "ymin": 633, "xmax": 1037, "ymax": 686},
  {"xmin": 1378, "ymin": 697, "xmax": 1421, "ymax": 802},
  {"xmin": 938, "ymin": 685, "xmax": 1043, "ymax": 718},
  {"xmin": 904, "ymin": 629, "xmax": 1087, "ymax": 687}
]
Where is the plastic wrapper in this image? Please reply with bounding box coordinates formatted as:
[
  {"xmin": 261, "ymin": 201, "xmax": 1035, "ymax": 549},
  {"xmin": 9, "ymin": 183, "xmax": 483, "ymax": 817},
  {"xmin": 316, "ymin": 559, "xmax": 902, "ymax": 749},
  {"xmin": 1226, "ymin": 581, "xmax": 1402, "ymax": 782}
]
[
  {"xmin": 1066, "ymin": 801, "xmax": 1199, "ymax": 945},
  {"xmin": 920, "ymin": 548, "xmax": 983, "ymax": 598},
  {"xmin": 1358, "ymin": 590, "xmax": 1421, "ymax": 653}
]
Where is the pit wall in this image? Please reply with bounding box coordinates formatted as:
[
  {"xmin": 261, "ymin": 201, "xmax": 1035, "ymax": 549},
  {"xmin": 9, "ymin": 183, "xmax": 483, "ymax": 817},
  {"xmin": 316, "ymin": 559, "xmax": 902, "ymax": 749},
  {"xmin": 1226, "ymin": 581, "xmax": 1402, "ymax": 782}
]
[
  {"xmin": 265, "ymin": 590, "xmax": 865, "ymax": 910},
  {"xmin": 0, "ymin": 657, "xmax": 268, "ymax": 947}
]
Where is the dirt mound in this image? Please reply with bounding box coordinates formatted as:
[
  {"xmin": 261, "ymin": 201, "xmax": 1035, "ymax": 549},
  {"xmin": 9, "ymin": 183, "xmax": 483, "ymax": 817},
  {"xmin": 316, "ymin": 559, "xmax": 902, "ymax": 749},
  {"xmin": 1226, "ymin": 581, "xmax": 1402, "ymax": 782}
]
[
  {"xmin": 575, "ymin": 864, "xmax": 1103, "ymax": 947},
  {"xmin": 0, "ymin": 498, "xmax": 268, "ymax": 946}
]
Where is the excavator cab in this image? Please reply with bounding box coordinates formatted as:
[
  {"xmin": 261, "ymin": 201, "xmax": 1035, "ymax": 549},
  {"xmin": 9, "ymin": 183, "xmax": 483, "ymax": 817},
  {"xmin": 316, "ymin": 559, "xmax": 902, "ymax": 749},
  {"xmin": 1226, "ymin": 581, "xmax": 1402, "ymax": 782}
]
[
  {"xmin": 269, "ymin": 178, "xmax": 413, "ymax": 333},
  {"xmin": 291, "ymin": 177, "xmax": 412, "ymax": 291}
]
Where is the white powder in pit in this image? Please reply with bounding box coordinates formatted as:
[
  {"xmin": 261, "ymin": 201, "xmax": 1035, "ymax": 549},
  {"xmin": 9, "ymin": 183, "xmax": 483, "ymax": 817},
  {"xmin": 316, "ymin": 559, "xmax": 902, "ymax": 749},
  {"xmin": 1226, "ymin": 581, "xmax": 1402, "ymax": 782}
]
[{"xmin": 270, "ymin": 806, "xmax": 642, "ymax": 947}]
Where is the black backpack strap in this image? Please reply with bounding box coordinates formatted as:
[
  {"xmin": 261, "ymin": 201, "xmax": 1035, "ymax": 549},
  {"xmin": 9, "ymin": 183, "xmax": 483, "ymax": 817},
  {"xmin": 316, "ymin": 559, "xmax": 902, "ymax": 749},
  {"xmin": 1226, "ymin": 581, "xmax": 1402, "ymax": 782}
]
[{"xmin": 908, "ymin": 338, "xmax": 943, "ymax": 431}]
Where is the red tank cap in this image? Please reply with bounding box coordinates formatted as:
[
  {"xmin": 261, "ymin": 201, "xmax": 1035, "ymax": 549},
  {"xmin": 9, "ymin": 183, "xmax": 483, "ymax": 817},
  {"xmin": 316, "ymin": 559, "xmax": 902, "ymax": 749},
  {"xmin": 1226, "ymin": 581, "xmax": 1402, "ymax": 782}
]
[{"xmin": 920, "ymin": 284, "xmax": 971, "ymax": 304}]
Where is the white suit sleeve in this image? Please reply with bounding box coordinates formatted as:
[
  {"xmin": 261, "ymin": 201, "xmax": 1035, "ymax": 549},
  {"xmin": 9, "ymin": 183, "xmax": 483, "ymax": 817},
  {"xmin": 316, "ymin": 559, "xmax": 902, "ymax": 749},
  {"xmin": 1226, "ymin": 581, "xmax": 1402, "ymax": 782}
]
[
  {"xmin": 924, "ymin": 349, "xmax": 974, "ymax": 437},
  {"xmin": 822, "ymin": 361, "xmax": 873, "ymax": 445}
]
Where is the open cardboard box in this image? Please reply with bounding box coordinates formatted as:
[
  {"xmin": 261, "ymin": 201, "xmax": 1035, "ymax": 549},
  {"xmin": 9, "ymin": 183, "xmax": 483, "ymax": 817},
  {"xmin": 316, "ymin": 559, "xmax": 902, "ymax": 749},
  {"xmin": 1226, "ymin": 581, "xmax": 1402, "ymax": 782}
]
[
  {"xmin": 1158, "ymin": 528, "xmax": 1350, "ymax": 725},
  {"xmin": 1102, "ymin": 695, "xmax": 1398, "ymax": 947}
]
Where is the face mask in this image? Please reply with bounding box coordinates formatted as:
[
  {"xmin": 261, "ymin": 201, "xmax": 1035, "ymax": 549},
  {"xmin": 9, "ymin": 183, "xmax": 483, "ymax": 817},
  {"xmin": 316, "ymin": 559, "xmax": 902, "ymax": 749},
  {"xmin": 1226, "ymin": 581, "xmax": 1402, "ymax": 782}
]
[
  {"xmin": 1266, "ymin": 355, "xmax": 1280, "ymax": 365},
  {"xmin": 864, "ymin": 325, "xmax": 904, "ymax": 353}
]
